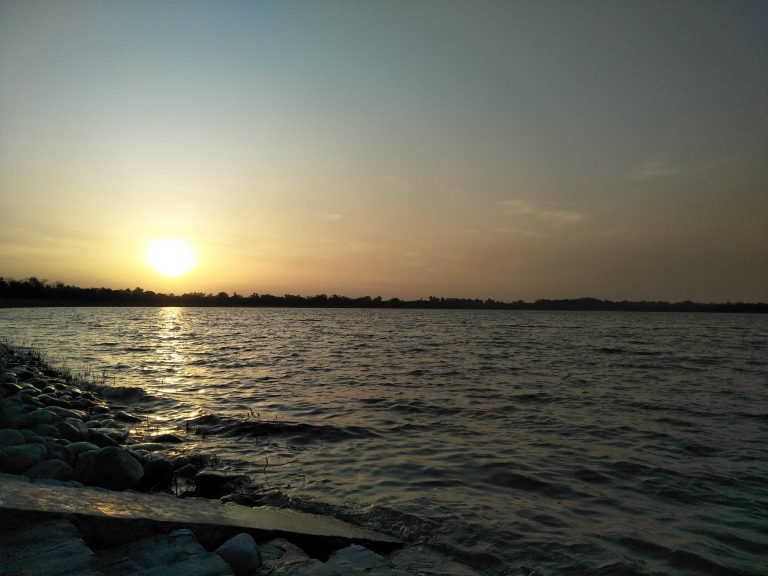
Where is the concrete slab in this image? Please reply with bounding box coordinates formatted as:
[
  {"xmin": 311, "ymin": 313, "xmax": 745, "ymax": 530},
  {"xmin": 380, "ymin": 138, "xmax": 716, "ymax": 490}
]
[{"xmin": 0, "ymin": 475, "xmax": 398, "ymax": 547}]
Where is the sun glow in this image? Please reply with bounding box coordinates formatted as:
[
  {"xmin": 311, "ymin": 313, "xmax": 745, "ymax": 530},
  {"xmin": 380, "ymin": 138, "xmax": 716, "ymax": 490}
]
[{"xmin": 145, "ymin": 238, "xmax": 198, "ymax": 277}]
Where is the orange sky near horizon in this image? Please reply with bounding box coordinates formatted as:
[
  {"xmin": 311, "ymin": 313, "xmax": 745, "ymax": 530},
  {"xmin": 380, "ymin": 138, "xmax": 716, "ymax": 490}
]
[{"xmin": 1, "ymin": 2, "xmax": 767, "ymax": 302}]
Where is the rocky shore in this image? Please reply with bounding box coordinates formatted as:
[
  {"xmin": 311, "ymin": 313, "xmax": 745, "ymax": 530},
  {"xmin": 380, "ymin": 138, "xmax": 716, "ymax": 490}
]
[{"xmin": 0, "ymin": 343, "xmax": 409, "ymax": 576}]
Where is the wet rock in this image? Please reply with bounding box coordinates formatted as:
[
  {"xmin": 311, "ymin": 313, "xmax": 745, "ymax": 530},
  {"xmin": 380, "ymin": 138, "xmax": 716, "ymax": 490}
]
[
  {"xmin": 0, "ymin": 443, "xmax": 47, "ymax": 474},
  {"xmin": 0, "ymin": 428, "xmax": 24, "ymax": 447},
  {"xmin": 153, "ymin": 433, "xmax": 185, "ymax": 443},
  {"xmin": 193, "ymin": 471, "xmax": 250, "ymax": 498},
  {"xmin": 327, "ymin": 544, "xmax": 396, "ymax": 573},
  {"xmin": 74, "ymin": 446, "xmax": 144, "ymax": 490},
  {"xmin": 114, "ymin": 410, "xmax": 142, "ymax": 423},
  {"xmin": 87, "ymin": 428, "xmax": 121, "ymax": 447},
  {"xmin": 258, "ymin": 538, "xmax": 317, "ymax": 574},
  {"xmin": 25, "ymin": 458, "xmax": 74, "ymax": 481},
  {"xmin": 215, "ymin": 533, "xmax": 261, "ymax": 575},
  {"xmin": 129, "ymin": 442, "xmax": 169, "ymax": 452},
  {"xmin": 45, "ymin": 406, "xmax": 87, "ymax": 421},
  {"xmin": 175, "ymin": 463, "xmax": 201, "ymax": 479},
  {"xmin": 137, "ymin": 457, "xmax": 175, "ymax": 492}
]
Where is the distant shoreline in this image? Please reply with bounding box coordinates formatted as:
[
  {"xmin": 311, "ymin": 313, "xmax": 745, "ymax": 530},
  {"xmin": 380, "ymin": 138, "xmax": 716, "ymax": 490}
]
[{"xmin": 1, "ymin": 278, "xmax": 765, "ymax": 312}]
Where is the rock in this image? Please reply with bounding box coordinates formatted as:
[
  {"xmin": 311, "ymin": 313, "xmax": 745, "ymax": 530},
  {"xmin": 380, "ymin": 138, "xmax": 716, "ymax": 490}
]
[
  {"xmin": 0, "ymin": 382, "xmax": 22, "ymax": 398},
  {"xmin": 215, "ymin": 532, "xmax": 261, "ymax": 575},
  {"xmin": 193, "ymin": 471, "xmax": 250, "ymax": 498},
  {"xmin": 69, "ymin": 397, "xmax": 92, "ymax": 410},
  {"xmin": 25, "ymin": 458, "xmax": 74, "ymax": 480},
  {"xmin": 327, "ymin": 544, "xmax": 392, "ymax": 572},
  {"xmin": 93, "ymin": 529, "xmax": 232, "ymax": 576},
  {"xmin": 44, "ymin": 441, "xmax": 75, "ymax": 466},
  {"xmin": 0, "ymin": 397, "xmax": 29, "ymax": 427},
  {"xmin": 1, "ymin": 371, "xmax": 18, "ymax": 383},
  {"xmin": 19, "ymin": 429, "xmax": 44, "ymax": 443},
  {"xmin": 137, "ymin": 458, "xmax": 175, "ymax": 492},
  {"xmin": 45, "ymin": 406, "xmax": 87, "ymax": 421},
  {"xmin": 57, "ymin": 418, "xmax": 89, "ymax": 442},
  {"xmin": 0, "ymin": 443, "xmax": 47, "ymax": 474},
  {"xmin": 30, "ymin": 423, "xmax": 59, "ymax": 438},
  {"xmin": 174, "ymin": 463, "xmax": 200, "ymax": 478},
  {"xmin": 0, "ymin": 428, "xmax": 24, "ymax": 447},
  {"xmin": 152, "ymin": 433, "xmax": 185, "ymax": 443},
  {"xmin": 65, "ymin": 441, "xmax": 100, "ymax": 459},
  {"xmin": 258, "ymin": 539, "xmax": 320, "ymax": 575},
  {"xmin": 74, "ymin": 446, "xmax": 144, "ymax": 490},
  {"xmin": 13, "ymin": 369, "xmax": 34, "ymax": 381},
  {"xmin": 0, "ymin": 516, "xmax": 96, "ymax": 576},
  {"xmin": 114, "ymin": 410, "xmax": 143, "ymax": 423},
  {"xmin": 27, "ymin": 377, "xmax": 51, "ymax": 388},
  {"xmin": 19, "ymin": 408, "xmax": 60, "ymax": 427},
  {"xmin": 88, "ymin": 428, "xmax": 121, "ymax": 447}
]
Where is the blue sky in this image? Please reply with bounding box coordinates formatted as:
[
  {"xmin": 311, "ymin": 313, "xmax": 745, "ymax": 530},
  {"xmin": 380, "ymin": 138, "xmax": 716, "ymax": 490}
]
[{"xmin": 1, "ymin": 1, "xmax": 766, "ymax": 301}]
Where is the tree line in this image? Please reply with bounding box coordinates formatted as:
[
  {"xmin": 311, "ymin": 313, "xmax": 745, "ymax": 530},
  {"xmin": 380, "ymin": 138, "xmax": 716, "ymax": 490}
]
[{"xmin": 0, "ymin": 277, "xmax": 765, "ymax": 312}]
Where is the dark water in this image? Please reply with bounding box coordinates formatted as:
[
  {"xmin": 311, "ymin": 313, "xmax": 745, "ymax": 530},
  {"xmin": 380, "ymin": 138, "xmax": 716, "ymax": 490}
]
[{"xmin": 1, "ymin": 307, "xmax": 766, "ymax": 575}]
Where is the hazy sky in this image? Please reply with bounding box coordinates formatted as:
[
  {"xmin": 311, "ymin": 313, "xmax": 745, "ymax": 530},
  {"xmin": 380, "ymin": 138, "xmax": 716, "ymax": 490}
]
[{"xmin": 1, "ymin": 1, "xmax": 766, "ymax": 301}]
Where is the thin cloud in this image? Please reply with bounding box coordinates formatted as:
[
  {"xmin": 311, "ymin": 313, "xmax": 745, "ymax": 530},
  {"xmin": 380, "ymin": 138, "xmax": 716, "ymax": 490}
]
[
  {"xmin": 497, "ymin": 200, "xmax": 585, "ymax": 224},
  {"xmin": 629, "ymin": 157, "xmax": 725, "ymax": 181}
]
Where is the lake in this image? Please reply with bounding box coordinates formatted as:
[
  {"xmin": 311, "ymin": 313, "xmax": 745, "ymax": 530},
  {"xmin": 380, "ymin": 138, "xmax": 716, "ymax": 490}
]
[{"xmin": 0, "ymin": 307, "xmax": 765, "ymax": 575}]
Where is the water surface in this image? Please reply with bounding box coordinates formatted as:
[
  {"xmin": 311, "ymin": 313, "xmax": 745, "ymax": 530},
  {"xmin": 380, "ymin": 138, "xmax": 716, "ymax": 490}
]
[{"xmin": 1, "ymin": 307, "xmax": 765, "ymax": 575}]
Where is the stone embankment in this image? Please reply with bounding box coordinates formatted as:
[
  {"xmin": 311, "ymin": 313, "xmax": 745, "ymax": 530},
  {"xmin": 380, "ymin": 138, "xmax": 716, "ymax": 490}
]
[{"xmin": 0, "ymin": 343, "xmax": 407, "ymax": 576}]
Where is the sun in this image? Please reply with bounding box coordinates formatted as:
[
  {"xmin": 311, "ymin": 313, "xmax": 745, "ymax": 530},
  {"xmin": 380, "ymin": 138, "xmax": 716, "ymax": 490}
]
[{"xmin": 145, "ymin": 238, "xmax": 198, "ymax": 277}]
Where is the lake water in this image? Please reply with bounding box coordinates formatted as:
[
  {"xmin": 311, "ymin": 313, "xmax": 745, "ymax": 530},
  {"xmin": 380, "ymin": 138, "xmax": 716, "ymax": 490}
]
[{"xmin": 0, "ymin": 307, "xmax": 766, "ymax": 575}]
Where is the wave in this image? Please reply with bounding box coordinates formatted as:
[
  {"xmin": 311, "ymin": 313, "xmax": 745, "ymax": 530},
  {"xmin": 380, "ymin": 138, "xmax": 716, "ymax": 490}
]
[{"xmin": 211, "ymin": 419, "xmax": 377, "ymax": 443}]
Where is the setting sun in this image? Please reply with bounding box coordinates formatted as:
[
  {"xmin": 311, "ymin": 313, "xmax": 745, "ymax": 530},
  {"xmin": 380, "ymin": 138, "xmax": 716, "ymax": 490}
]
[{"xmin": 145, "ymin": 238, "xmax": 198, "ymax": 277}]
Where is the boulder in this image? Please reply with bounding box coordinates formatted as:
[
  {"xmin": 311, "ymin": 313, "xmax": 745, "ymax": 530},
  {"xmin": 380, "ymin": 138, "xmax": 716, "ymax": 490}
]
[
  {"xmin": 0, "ymin": 443, "xmax": 47, "ymax": 474},
  {"xmin": 45, "ymin": 406, "xmax": 87, "ymax": 421},
  {"xmin": 0, "ymin": 428, "xmax": 24, "ymax": 447},
  {"xmin": 44, "ymin": 441, "xmax": 75, "ymax": 466},
  {"xmin": 193, "ymin": 470, "xmax": 250, "ymax": 498},
  {"xmin": 114, "ymin": 410, "xmax": 142, "ymax": 423},
  {"xmin": 326, "ymin": 544, "xmax": 391, "ymax": 572},
  {"xmin": 74, "ymin": 446, "xmax": 144, "ymax": 490},
  {"xmin": 137, "ymin": 458, "xmax": 174, "ymax": 492},
  {"xmin": 0, "ymin": 397, "xmax": 29, "ymax": 427},
  {"xmin": 215, "ymin": 532, "xmax": 261, "ymax": 575},
  {"xmin": 30, "ymin": 423, "xmax": 59, "ymax": 438},
  {"xmin": 152, "ymin": 433, "xmax": 185, "ymax": 444},
  {"xmin": 88, "ymin": 429, "xmax": 121, "ymax": 447},
  {"xmin": 65, "ymin": 441, "xmax": 100, "ymax": 459},
  {"xmin": 0, "ymin": 382, "xmax": 22, "ymax": 398},
  {"xmin": 20, "ymin": 409, "xmax": 60, "ymax": 428},
  {"xmin": 56, "ymin": 419, "xmax": 89, "ymax": 442},
  {"xmin": 25, "ymin": 458, "xmax": 74, "ymax": 481}
]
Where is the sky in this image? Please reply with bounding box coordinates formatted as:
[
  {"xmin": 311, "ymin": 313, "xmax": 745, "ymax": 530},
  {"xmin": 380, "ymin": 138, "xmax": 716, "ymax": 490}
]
[{"xmin": 1, "ymin": 1, "xmax": 767, "ymax": 302}]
